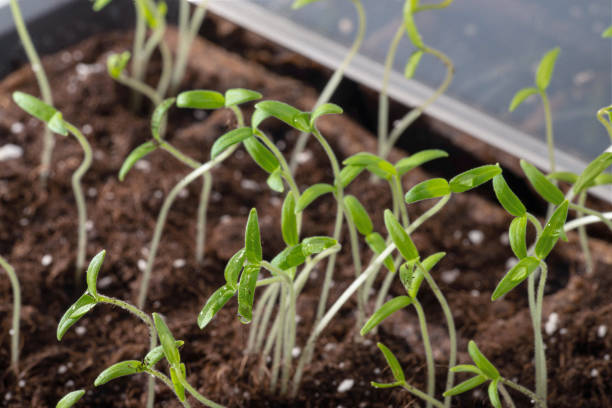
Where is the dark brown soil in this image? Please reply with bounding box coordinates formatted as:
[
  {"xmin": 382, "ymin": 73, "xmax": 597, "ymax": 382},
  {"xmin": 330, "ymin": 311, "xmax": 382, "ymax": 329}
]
[{"xmin": 0, "ymin": 22, "xmax": 611, "ymax": 408}]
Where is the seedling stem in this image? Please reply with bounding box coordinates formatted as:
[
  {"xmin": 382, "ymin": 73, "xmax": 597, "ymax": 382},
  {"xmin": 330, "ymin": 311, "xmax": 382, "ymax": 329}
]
[{"xmin": 0, "ymin": 256, "xmax": 20, "ymax": 373}]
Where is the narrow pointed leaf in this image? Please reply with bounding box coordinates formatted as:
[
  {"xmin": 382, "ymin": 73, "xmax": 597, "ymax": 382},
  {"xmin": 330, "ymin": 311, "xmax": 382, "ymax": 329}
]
[
  {"xmin": 443, "ymin": 375, "xmax": 487, "ymax": 397},
  {"xmin": 450, "ymin": 365, "xmax": 483, "ymax": 376},
  {"xmin": 344, "ymin": 195, "xmax": 373, "ymax": 236},
  {"xmin": 509, "ymin": 87, "xmax": 538, "ymax": 112},
  {"xmin": 153, "ymin": 313, "xmax": 180, "ymax": 367},
  {"xmin": 449, "ymin": 164, "xmax": 501, "ymax": 193},
  {"xmin": 57, "ymin": 293, "xmax": 97, "ymax": 340},
  {"xmin": 237, "ymin": 264, "xmax": 260, "ymax": 323},
  {"xmin": 492, "ymin": 174, "xmax": 526, "ymax": 217},
  {"xmin": 365, "ymin": 232, "xmax": 396, "ymax": 272},
  {"xmin": 535, "ymin": 200, "xmax": 569, "ymax": 259},
  {"xmin": 144, "ymin": 341, "xmax": 184, "ymax": 367},
  {"xmin": 343, "ymin": 152, "xmax": 383, "ymax": 167},
  {"xmin": 56, "ymin": 390, "xmax": 85, "ymax": 408},
  {"xmin": 94, "ymin": 360, "xmax": 144, "ymax": 386},
  {"xmin": 93, "ymin": 0, "xmax": 113, "ymax": 11},
  {"xmin": 245, "ymin": 208, "xmax": 262, "ymax": 264},
  {"xmin": 170, "ymin": 366, "xmax": 186, "ymax": 401},
  {"xmin": 573, "ymin": 152, "xmax": 612, "ymax": 194},
  {"xmin": 12, "ymin": 91, "xmax": 57, "ymax": 122},
  {"xmin": 119, "ymin": 141, "xmax": 157, "ymax": 181},
  {"xmin": 371, "ymin": 381, "xmax": 404, "ymax": 389},
  {"xmin": 384, "ymin": 210, "xmax": 419, "ymax": 261},
  {"xmin": 211, "ymin": 127, "xmax": 252, "ymax": 159},
  {"xmin": 488, "ymin": 379, "xmax": 502, "ymax": 408},
  {"xmin": 48, "ymin": 112, "xmax": 68, "ymax": 136},
  {"xmin": 403, "ymin": 3, "xmax": 424, "ymax": 48},
  {"xmin": 399, "ymin": 262, "xmax": 415, "ymax": 293},
  {"xmin": 547, "ymin": 171, "xmax": 578, "ymax": 184},
  {"xmin": 86, "ymin": 250, "xmax": 106, "ymax": 298},
  {"xmin": 535, "ymin": 47, "xmax": 560, "ymax": 91},
  {"xmin": 224, "ymin": 88, "xmax": 262, "ymax": 107},
  {"xmin": 509, "ymin": 216, "xmax": 528, "ymax": 259},
  {"xmin": 491, "ymin": 256, "xmax": 540, "ymax": 300},
  {"xmin": 593, "ymin": 173, "xmax": 612, "ymax": 186},
  {"xmin": 310, "ymin": 103, "xmax": 342, "ymax": 127},
  {"xmin": 603, "ymin": 25, "xmax": 612, "ymax": 38},
  {"xmin": 271, "ymin": 245, "xmax": 306, "ymax": 270},
  {"xmin": 243, "ymin": 136, "xmax": 279, "ymax": 174},
  {"xmin": 255, "ymin": 101, "xmax": 310, "ymax": 132},
  {"xmin": 176, "ymin": 90, "xmax": 225, "ymax": 110},
  {"xmin": 376, "ymin": 342, "xmax": 406, "ymax": 383},
  {"xmin": 106, "ymin": 51, "xmax": 130, "ymax": 79},
  {"xmin": 404, "ymin": 50, "xmax": 423, "ymax": 78},
  {"xmin": 361, "ymin": 296, "xmax": 412, "ymax": 335},
  {"xmin": 396, "ymin": 149, "xmax": 448, "ymax": 175},
  {"xmin": 224, "ymin": 248, "xmax": 246, "ymax": 288},
  {"xmin": 292, "ymin": 0, "xmax": 319, "ymax": 9},
  {"xmin": 281, "ymin": 193, "xmax": 299, "ymax": 246},
  {"xmin": 266, "ymin": 168, "xmax": 284, "ymax": 192},
  {"xmin": 301, "ymin": 236, "xmax": 337, "ymax": 255},
  {"xmin": 405, "ymin": 178, "xmax": 450, "ymax": 204},
  {"xmin": 151, "ymin": 98, "xmax": 175, "ymax": 141},
  {"xmin": 468, "ymin": 340, "xmax": 500, "ymax": 379},
  {"xmin": 197, "ymin": 285, "xmax": 236, "ymax": 329},
  {"xmin": 409, "ymin": 253, "xmax": 445, "ymax": 298},
  {"xmin": 520, "ymin": 160, "xmax": 564, "ymax": 205},
  {"xmin": 339, "ymin": 165, "xmax": 366, "ymax": 188},
  {"xmin": 296, "ymin": 183, "xmax": 335, "ymax": 212}
]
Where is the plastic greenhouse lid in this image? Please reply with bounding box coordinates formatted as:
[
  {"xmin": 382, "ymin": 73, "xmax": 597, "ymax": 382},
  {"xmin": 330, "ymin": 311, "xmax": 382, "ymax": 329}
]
[{"xmin": 207, "ymin": 0, "xmax": 612, "ymax": 202}]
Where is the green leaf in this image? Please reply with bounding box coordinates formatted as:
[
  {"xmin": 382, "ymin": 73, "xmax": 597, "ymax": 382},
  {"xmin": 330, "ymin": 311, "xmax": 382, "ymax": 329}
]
[
  {"xmin": 281, "ymin": 193, "xmax": 299, "ymax": 246},
  {"xmin": 170, "ymin": 366, "xmax": 186, "ymax": 401},
  {"xmin": 405, "ymin": 178, "xmax": 450, "ymax": 203},
  {"xmin": 56, "ymin": 390, "xmax": 85, "ymax": 408},
  {"xmin": 301, "ymin": 236, "xmax": 337, "ymax": 255},
  {"xmin": 243, "ymin": 136, "xmax": 279, "ymax": 174},
  {"xmin": 296, "ymin": 183, "xmax": 335, "ymax": 212},
  {"xmin": 344, "ymin": 153, "xmax": 396, "ymax": 180},
  {"xmin": 119, "ymin": 141, "xmax": 157, "ymax": 181},
  {"xmin": 309, "ymin": 103, "xmax": 343, "ymax": 128},
  {"xmin": 409, "ymin": 252, "xmax": 445, "ymax": 298},
  {"xmin": 153, "ymin": 313, "xmax": 180, "ymax": 367},
  {"xmin": 491, "ymin": 256, "xmax": 540, "ymax": 301},
  {"xmin": 339, "ymin": 165, "xmax": 366, "ymax": 188},
  {"xmin": 535, "ymin": 200, "xmax": 569, "ymax": 259},
  {"xmin": 48, "ymin": 112, "xmax": 68, "ymax": 136},
  {"xmin": 94, "ymin": 360, "xmax": 144, "ymax": 386},
  {"xmin": 547, "ymin": 171, "xmax": 578, "ymax": 184},
  {"xmin": 509, "ymin": 216, "xmax": 528, "ymax": 259},
  {"xmin": 144, "ymin": 341, "xmax": 184, "ymax": 367},
  {"xmin": 384, "ymin": 210, "xmax": 419, "ymax": 262},
  {"xmin": 343, "ymin": 195, "xmax": 374, "ymax": 236},
  {"xmin": 371, "ymin": 381, "xmax": 404, "ymax": 389},
  {"xmin": 224, "ymin": 248, "xmax": 246, "ymax": 288},
  {"xmin": 593, "ymin": 173, "xmax": 612, "ymax": 186},
  {"xmin": 603, "ymin": 25, "xmax": 612, "ymax": 38},
  {"xmin": 12, "ymin": 91, "xmax": 58, "ymax": 123},
  {"xmin": 254, "ymin": 101, "xmax": 310, "ymax": 132},
  {"xmin": 291, "ymin": 0, "xmax": 319, "ymax": 9},
  {"xmin": 449, "ymin": 164, "xmax": 501, "ymax": 193},
  {"xmin": 376, "ymin": 342, "xmax": 406, "ymax": 383},
  {"xmin": 365, "ymin": 232, "xmax": 396, "ymax": 272},
  {"xmin": 106, "ymin": 51, "xmax": 130, "ymax": 79},
  {"xmin": 151, "ymin": 98, "xmax": 175, "ymax": 142},
  {"xmin": 210, "ymin": 127, "xmax": 252, "ymax": 159},
  {"xmin": 520, "ymin": 160, "xmax": 564, "ymax": 205},
  {"xmin": 197, "ymin": 285, "xmax": 236, "ymax": 329},
  {"xmin": 403, "ymin": 2, "xmax": 424, "ymax": 48},
  {"xmin": 224, "ymin": 88, "xmax": 262, "ymax": 107},
  {"xmin": 266, "ymin": 168, "xmax": 284, "ymax": 193},
  {"xmin": 404, "ymin": 50, "xmax": 423, "ymax": 78},
  {"xmin": 450, "ymin": 365, "xmax": 483, "ymax": 376},
  {"xmin": 443, "ymin": 375, "xmax": 487, "ymax": 397},
  {"xmin": 509, "ymin": 87, "xmax": 539, "ymax": 112},
  {"xmin": 86, "ymin": 250, "xmax": 106, "ymax": 298},
  {"xmin": 237, "ymin": 264, "xmax": 260, "ymax": 323},
  {"xmin": 573, "ymin": 152, "xmax": 612, "ymax": 194},
  {"xmin": 245, "ymin": 208, "xmax": 262, "ymax": 264},
  {"xmin": 398, "ymin": 262, "xmax": 415, "ymax": 293},
  {"xmin": 361, "ymin": 296, "xmax": 412, "ymax": 335},
  {"xmin": 57, "ymin": 293, "xmax": 97, "ymax": 340},
  {"xmin": 176, "ymin": 90, "xmax": 225, "ymax": 110},
  {"xmin": 135, "ymin": 0, "xmax": 163, "ymax": 28},
  {"xmin": 488, "ymin": 379, "xmax": 502, "ymax": 408},
  {"xmin": 92, "ymin": 0, "xmax": 113, "ymax": 11},
  {"xmin": 535, "ymin": 47, "xmax": 560, "ymax": 91},
  {"xmin": 271, "ymin": 245, "xmax": 307, "ymax": 271},
  {"xmin": 395, "ymin": 149, "xmax": 448, "ymax": 175},
  {"xmin": 468, "ymin": 340, "xmax": 499, "ymax": 379},
  {"xmin": 492, "ymin": 174, "xmax": 526, "ymax": 217}
]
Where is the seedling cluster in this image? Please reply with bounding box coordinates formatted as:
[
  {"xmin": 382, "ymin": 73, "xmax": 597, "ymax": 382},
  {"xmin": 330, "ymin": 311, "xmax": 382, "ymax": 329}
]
[{"xmin": 2, "ymin": 0, "xmax": 611, "ymax": 407}]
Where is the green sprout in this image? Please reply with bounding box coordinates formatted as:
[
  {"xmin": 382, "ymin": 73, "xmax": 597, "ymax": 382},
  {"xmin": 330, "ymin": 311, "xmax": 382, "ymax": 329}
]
[
  {"xmin": 289, "ymin": 0, "xmax": 366, "ymax": 172},
  {"xmin": 56, "ymin": 389, "xmax": 85, "ymax": 408},
  {"xmin": 9, "ymin": 0, "xmax": 55, "ymax": 186},
  {"xmin": 12, "ymin": 92, "xmax": 92, "ymax": 279},
  {"xmin": 377, "ymin": 0, "xmax": 455, "ymax": 160},
  {"xmin": 119, "ymin": 88, "xmax": 262, "ymax": 309},
  {"xmin": 0, "ymin": 256, "xmax": 20, "ymax": 373},
  {"xmin": 56, "ymin": 251, "xmax": 224, "ymax": 408}
]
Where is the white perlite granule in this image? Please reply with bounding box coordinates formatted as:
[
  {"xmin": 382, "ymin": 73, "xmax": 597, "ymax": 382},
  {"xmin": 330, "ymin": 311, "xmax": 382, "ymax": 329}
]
[
  {"xmin": 0, "ymin": 144, "xmax": 23, "ymax": 161},
  {"xmin": 337, "ymin": 379, "xmax": 354, "ymax": 393},
  {"xmin": 544, "ymin": 312, "xmax": 559, "ymax": 335}
]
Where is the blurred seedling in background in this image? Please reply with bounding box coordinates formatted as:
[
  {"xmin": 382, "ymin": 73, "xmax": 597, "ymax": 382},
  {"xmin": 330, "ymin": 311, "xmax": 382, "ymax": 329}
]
[
  {"xmin": 56, "ymin": 250, "xmax": 224, "ymax": 407},
  {"xmin": 0, "ymin": 256, "xmax": 20, "ymax": 373},
  {"xmin": 117, "ymin": 88, "xmax": 262, "ymax": 308},
  {"xmin": 12, "ymin": 92, "xmax": 92, "ymax": 279}
]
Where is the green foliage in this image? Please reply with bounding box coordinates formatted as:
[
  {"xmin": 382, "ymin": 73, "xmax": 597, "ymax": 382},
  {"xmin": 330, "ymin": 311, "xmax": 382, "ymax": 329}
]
[
  {"xmin": 520, "ymin": 160, "xmax": 564, "ymax": 205},
  {"xmin": 573, "ymin": 152, "xmax": 612, "ymax": 194},
  {"xmin": 404, "ymin": 50, "xmax": 424, "ymax": 78},
  {"xmin": 361, "ymin": 296, "xmax": 412, "ymax": 335},
  {"xmin": 291, "ymin": 0, "xmax": 320, "ymax": 9},
  {"xmin": 153, "ymin": 313, "xmax": 180, "ymax": 367},
  {"xmin": 237, "ymin": 264, "xmax": 260, "ymax": 324},
  {"xmin": 535, "ymin": 47, "xmax": 560, "ymax": 91},
  {"xmin": 177, "ymin": 90, "xmax": 225, "ymax": 109},
  {"xmin": 443, "ymin": 375, "xmax": 487, "ymax": 396},
  {"xmin": 404, "ymin": 178, "xmax": 450, "ymax": 203},
  {"xmin": 57, "ymin": 293, "xmax": 97, "ymax": 340},
  {"xmin": 151, "ymin": 98, "xmax": 175, "ymax": 141},
  {"xmin": 509, "ymin": 215, "xmax": 528, "ymax": 259},
  {"xmin": 468, "ymin": 340, "xmax": 499, "ymax": 379},
  {"xmin": 106, "ymin": 51, "xmax": 131, "ymax": 79},
  {"xmin": 94, "ymin": 360, "xmax": 144, "ymax": 386},
  {"xmin": 309, "ymin": 103, "xmax": 343, "ymax": 128},
  {"xmin": 281, "ymin": 193, "xmax": 299, "ymax": 246},
  {"xmin": 224, "ymin": 88, "xmax": 262, "ymax": 107},
  {"xmin": 374, "ymin": 342, "xmax": 406, "ymax": 384},
  {"xmin": 384, "ymin": 210, "xmax": 419, "ymax": 261},
  {"xmin": 243, "ymin": 136, "xmax": 280, "ymax": 174},
  {"xmin": 509, "ymin": 87, "xmax": 538, "ymax": 112},
  {"xmin": 343, "ymin": 195, "xmax": 374, "ymax": 236},
  {"xmin": 92, "ymin": 0, "xmax": 113, "ymax": 11},
  {"xmin": 365, "ymin": 232, "xmax": 396, "ymax": 272},
  {"xmin": 535, "ymin": 200, "xmax": 569, "ymax": 259},
  {"xmin": 254, "ymin": 100, "xmax": 310, "ymax": 132},
  {"xmin": 395, "ymin": 149, "xmax": 448, "ymax": 175},
  {"xmin": 12, "ymin": 91, "xmax": 58, "ymax": 125},
  {"xmin": 56, "ymin": 390, "xmax": 85, "ymax": 408},
  {"xmin": 296, "ymin": 183, "xmax": 335, "ymax": 212},
  {"xmin": 210, "ymin": 127, "xmax": 253, "ymax": 159},
  {"xmin": 491, "ymin": 256, "xmax": 540, "ymax": 300},
  {"xmin": 448, "ymin": 164, "xmax": 501, "ymax": 193},
  {"xmin": 86, "ymin": 250, "xmax": 106, "ymax": 298},
  {"xmin": 492, "ymin": 174, "xmax": 526, "ymax": 217},
  {"xmin": 603, "ymin": 25, "xmax": 612, "ymax": 38},
  {"xmin": 119, "ymin": 141, "xmax": 157, "ymax": 181},
  {"xmin": 245, "ymin": 208, "xmax": 263, "ymax": 264},
  {"xmin": 224, "ymin": 248, "xmax": 246, "ymax": 289},
  {"xmin": 343, "ymin": 153, "xmax": 396, "ymax": 180},
  {"xmin": 144, "ymin": 341, "xmax": 184, "ymax": 367},
  {"xmin": 197, "ymin": 285, "xmax": 236, "ymax": 329}
]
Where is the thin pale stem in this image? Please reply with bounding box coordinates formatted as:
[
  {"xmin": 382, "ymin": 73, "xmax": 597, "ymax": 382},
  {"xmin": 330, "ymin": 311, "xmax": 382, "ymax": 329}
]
[
  {"xmin": 498, "ymin": 383, "xmax": 517, "ymax": 408},
  {"xmin": 247, "ymin": 284, "xmax": 277, "ymax": 352},
  {"xmin": 596, "ymin": 106, "xmax": 612, "ymax": 141},
  {"xmin": 500, "ymin": 377, "xmax": 544, "ymax": 408},
  {"xmin": 564, "ymin": 212, "xmax": 612, "ymax": 231},
  {"xmin": 116, "ymin": 74, "xmax": 162, "ymax": 106},
  {"xmin": 180, "ymin": 375, "xmax": 225, "ymax": 408},
  {"xmin": 130, "ymin": 2, "xmax": 147, "ymax": 110},
  {"xmin": 392, "ymin": 176, "xmax": 410, "ymax": 226},
  {"xmin": 576, "ymin": 192, "xmax": 593, "ymax": 274},
  {"xmin": 144, "ymin": 368, "xmax": 191, "ymax": 408},
  {"xmin": 270, "ymin": 284, "xmax": 286, "ymax": 392},
  {"xmin": 374, "ymin": 256, "xmax": 402, "ymax": 312},
  {"xmin": 9, "ymin": 0, "xmax": 54, "ymax": 186},
  {"xmin": 196, "ymin": 173, "xmax": 212, "ymax": 264},
  {"xmin": 540, "ymin": 91, "xmax": 556, "ymax": 220},
  {"xmin": 569, "ymin": 202, "xmax": 612, "ymax": 231},
  {"xmin": 345, "ymin": 214, "xmax": 365, "ymax": 327},
  {"xmin": 0, "ymin": 256, "xmax": 20, "ymax": 373},
  {"xmin": 294, "ymin": 245, "xmax": 342, "ymax": 296},
  {"xmin": 413, "ymin": 299, "xmax": 435, "ymax": 408},
  {"xmin": 156, "ymin": 40, "xmax": 173, "ymax": 101},
  {"xmin": 63, "ymin": 123, "xmax": 92, "ymax": 279},
  {"xmin": 400, "ymin": 382, "xmax": 445, "ymax": 408},
  {"xmin": 290, "ymin": 0, "xmax": 366, "ymax": 171},
  {"xmin": 534, "ymin": 262, "xmax": 548, "ymax": 404}
]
